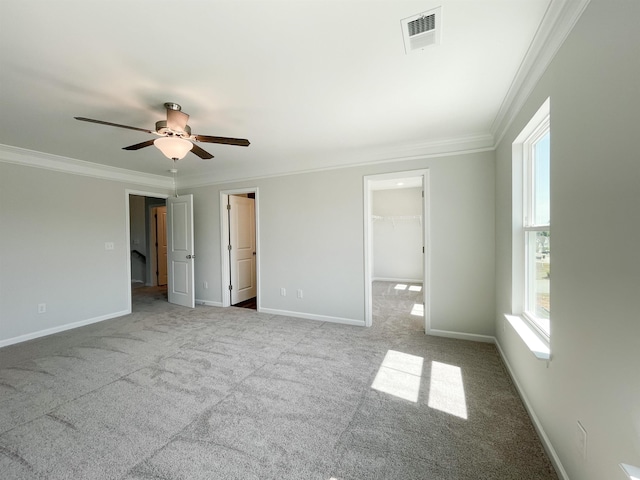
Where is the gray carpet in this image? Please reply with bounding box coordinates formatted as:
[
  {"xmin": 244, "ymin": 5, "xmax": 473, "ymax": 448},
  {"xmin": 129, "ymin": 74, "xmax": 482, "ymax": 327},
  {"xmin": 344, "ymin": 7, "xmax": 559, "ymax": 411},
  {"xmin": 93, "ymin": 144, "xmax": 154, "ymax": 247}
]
[{"xmin": 0, "ymin": 282, "xmax": 557, "ymax": 479}]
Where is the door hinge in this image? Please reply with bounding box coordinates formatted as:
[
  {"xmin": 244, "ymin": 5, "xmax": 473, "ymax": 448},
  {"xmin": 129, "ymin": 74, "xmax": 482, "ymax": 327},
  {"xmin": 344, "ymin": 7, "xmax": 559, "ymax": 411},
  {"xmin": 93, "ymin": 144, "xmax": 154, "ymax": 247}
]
[
  {"xmin": 227, "ymin": 204, "xmax": 231, "ymax": 210},
  {"xmin": 228, "ymin": 285, "xmax": 233, "ymax": 291},
  {"xmin": 228, "ymin": 245, "xmax": 232, "ymax": 251},
  {"xmin": 422, "ymin": 190, "xmax": 424, "ymax": 198},
  {"xmin": 422, "ymin": 246, "xmax": 425, "ymax": 253}
]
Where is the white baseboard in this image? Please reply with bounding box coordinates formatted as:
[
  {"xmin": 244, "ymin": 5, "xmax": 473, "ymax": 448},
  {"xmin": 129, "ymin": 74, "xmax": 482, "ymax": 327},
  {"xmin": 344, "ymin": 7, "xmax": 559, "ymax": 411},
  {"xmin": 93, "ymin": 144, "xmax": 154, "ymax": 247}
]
[
  {"xmin": 494, "ymin": 340, "xmax": 569, "ymax": 480},
  {"xmin": 0, "ymin": 309, "xmax": 131, "ymax": 348},
  {"xmin": 259, "ymin": 307, "xmax": 365, "ymax": 327},
  {"xmin": 372, "ymin": 277, "xmax": 423, "ymax": 284},
  {"xmin": 427, "ymin": 328, "xmax": 496, "ymax": 344},
  {"xmin": 196, "ymin": 299, "xmax": 224, "ymax": 307}
]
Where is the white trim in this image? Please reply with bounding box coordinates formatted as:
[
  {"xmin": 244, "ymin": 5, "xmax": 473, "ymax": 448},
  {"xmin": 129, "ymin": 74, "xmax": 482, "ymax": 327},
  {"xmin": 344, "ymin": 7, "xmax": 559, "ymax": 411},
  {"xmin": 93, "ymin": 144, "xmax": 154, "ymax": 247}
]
[
  {"xmin": 0, "ymin": 143, "xmax": 173, "ymax": 189},
  {"xmin": 492, "ymin": 0, "xmax": 591, "ymax": 146},
  {"xmin": 504, "ymin": 314, "xmax": 550, "ymax": 361},
  {"xmin": 260, "ymin": 308, "xmax": 365, "ymax": 327},
  {"xmin": 620, "ymin": 463, "xmax": 640, "ymax": 480},
  {"xmin": 0, "ymin": 310, "xmax": 130, "ymax": 348},
  {"xmin": 219, "ymin": 188, "xmax": 260, "ymax": 309},
  {"xmin": 512, "ymin": 99, "xmax": 551, "ymax": 342},
  {"xmin": 220, "ymin": 193, "xmax": 231, "ymax": 307},
  {"xmin": 178, "ymin": 144, "xmax": 493, "ymax": 189},
  {"xmin": 427, "ymin": 329, "xmax": 496, "ymax": 344},
  {"xmin": 372, "ymin": 277, "xmax": 423, "ymax": 284},
  {"xmin": 495, "ymin": 340, "xmax": 569, "ymax": 480},
  {"xmin": 364, "ymin": 169, "xmax": 431, "ymax": 331}
]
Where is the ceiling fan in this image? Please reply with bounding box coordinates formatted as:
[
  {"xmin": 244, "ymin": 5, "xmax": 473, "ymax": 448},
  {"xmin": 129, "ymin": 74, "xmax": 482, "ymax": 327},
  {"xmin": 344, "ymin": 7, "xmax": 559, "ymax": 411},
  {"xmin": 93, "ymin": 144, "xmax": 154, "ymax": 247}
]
[{"xmin": 75, "ymin": 102, "xmax": 250, "ymax": 161}]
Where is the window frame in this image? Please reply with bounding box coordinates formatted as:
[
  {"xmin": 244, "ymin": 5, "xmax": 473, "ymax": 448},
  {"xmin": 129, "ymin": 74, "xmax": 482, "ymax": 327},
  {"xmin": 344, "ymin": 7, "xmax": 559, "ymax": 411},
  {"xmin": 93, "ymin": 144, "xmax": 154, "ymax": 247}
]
[{"xmin": 512, "ymin": 98, "xmax": 551, "ymax": 344}]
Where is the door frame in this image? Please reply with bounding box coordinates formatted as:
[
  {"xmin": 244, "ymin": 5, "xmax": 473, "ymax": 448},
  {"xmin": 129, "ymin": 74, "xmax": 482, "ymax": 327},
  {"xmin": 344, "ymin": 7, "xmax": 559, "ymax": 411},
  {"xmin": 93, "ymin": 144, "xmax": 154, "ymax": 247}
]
[
  {"xmin": 125, "ymin": 190, "xmax": 169, "ymax": 311},
  {"xmin": 363, "ymin": 169, "xmax": 431, "ymax": 331},
  {"xmin": 219, "ymin": 187, "xmax": 260, "ymax": 309}
]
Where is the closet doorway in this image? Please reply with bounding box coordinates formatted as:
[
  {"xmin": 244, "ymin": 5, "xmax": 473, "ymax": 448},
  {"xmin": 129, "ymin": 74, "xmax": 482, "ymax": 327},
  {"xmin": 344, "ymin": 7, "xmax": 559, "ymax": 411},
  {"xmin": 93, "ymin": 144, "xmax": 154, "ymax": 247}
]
[{"xmin": 363, "ymin": 170, "xmax": 430, "ymax": 331}]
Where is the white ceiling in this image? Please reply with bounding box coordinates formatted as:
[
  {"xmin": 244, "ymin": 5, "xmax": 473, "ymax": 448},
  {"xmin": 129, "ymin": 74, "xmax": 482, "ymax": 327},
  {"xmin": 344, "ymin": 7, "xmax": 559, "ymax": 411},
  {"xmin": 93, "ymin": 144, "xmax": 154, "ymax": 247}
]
[{"xmin": 0, "ymin": 0, "xmax": 556, "ymax": 185}]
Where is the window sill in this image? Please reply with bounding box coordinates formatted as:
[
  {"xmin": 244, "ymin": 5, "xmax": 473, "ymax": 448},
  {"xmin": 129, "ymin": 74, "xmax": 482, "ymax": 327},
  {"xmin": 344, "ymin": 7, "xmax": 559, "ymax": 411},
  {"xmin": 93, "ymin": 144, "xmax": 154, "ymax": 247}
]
[{"xmin": 504, "ymin": 314, "xmax": 551, "ymax": 360}]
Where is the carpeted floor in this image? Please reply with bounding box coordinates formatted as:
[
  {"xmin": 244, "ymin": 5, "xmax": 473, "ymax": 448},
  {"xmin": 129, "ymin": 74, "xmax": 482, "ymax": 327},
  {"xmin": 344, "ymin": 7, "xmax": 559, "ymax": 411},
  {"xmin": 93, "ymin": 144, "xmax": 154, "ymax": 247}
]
[{"xmin": 0, "ymin": 282, "xmax": 557, "ymax": 479}]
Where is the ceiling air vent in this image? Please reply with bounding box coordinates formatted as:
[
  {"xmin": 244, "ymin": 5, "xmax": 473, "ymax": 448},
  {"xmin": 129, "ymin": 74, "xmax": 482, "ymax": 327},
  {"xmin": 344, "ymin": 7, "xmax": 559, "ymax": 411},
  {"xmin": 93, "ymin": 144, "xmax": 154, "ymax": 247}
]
[{"xmin": 401, "ymin": 7, "xmax": 442, "ymax": 54}]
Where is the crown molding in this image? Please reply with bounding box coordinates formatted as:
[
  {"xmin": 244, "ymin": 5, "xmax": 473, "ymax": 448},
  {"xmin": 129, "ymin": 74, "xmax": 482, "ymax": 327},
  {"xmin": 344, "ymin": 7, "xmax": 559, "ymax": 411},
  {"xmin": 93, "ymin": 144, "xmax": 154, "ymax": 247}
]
[
  {"xmin": 491, "ymin": 0, "xmax": 591, "ymax": 146},
  {"xmin": 0, "ymin": 143, "xmax": 173, "ymax": 189},
  {"xmin": 177, "ymin": 132, "xmax": 495, "ymax": 189},
  {"xmin": 380, "ymin": 133, "xmax": 495, "ymax": 158}
]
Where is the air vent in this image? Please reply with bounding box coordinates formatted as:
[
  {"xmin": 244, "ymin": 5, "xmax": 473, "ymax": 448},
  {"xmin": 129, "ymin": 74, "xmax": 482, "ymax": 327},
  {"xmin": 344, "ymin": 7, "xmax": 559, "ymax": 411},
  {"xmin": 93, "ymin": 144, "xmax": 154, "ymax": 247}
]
[
  {"xmin": 401, "ymin": 7, "xmax": 442, "ymax": 54},
  {"xmin": 408, "ymin": 15, "xmax": 435, "ymax": 36}
]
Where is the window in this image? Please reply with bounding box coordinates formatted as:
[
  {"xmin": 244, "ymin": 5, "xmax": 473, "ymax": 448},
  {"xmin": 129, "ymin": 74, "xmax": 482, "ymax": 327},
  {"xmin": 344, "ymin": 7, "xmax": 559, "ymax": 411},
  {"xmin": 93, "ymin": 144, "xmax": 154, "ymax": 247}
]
[
  {"xmin": 513, "ymin": 98, "xmax": 550, "ymax": 341},
  {"xmin": 524, "ymin": 128, "xmax": 550, "ymax": 336}
]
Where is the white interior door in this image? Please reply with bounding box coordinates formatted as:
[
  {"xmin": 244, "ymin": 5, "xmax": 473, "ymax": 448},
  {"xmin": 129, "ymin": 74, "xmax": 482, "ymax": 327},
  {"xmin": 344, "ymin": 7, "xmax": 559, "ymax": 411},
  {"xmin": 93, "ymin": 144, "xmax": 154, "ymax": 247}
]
[
  {"xmin": 229, "ymin": 195, "xmax": 256, "ymax": 304},
  {"xmin": 167, "ymin": 195, "xmax": 195, "ymax": 308}
]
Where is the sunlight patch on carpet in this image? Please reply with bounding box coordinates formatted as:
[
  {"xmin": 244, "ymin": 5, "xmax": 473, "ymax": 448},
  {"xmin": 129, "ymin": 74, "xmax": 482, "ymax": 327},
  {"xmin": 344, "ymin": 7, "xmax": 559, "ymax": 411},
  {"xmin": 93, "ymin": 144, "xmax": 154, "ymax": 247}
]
[
  {"xmin": 428, "ymin": 361, "xmax": 468, "ymax": 419},
  {"xmin": 410, "ymin": 303, "xmax": 424, "ymax": 316},
  {"xmin": 371, "ymin": 350, "xmax": 423, "ymax": 402}
]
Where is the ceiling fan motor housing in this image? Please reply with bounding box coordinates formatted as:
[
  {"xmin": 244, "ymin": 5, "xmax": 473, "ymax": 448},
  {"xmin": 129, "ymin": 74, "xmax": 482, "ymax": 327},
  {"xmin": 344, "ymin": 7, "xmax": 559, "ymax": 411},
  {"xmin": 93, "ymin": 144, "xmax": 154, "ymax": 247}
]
[
  {"xmin": 164, "ymin": 102, "xmax": 182, "ymax": 111},
  {"xmin": 155, "ymin": 120, "xmax": 192, "ymax": 138}
]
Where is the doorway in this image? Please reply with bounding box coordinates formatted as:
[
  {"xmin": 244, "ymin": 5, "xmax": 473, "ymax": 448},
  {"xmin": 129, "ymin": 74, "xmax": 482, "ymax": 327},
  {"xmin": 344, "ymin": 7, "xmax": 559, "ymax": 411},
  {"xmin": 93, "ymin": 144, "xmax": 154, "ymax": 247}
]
[
  {"xmin": 363, "ymin": 170, "xmax": 430, "ymax": 331},
  {"xmin": 125, "ymin": 191, "xmax": 169, "ymax": 311},
  {"xmin": 220, "ymin": 188, "xmax": 260, "ymax": 309}
]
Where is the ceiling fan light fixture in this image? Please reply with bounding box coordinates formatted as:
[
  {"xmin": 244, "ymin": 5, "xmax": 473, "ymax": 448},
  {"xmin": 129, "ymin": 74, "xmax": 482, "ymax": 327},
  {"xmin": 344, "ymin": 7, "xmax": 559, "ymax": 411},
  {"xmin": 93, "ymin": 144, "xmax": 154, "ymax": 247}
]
[{"xmin": 154, "ymin": 136, "xmax": 193, "ymax": 160}]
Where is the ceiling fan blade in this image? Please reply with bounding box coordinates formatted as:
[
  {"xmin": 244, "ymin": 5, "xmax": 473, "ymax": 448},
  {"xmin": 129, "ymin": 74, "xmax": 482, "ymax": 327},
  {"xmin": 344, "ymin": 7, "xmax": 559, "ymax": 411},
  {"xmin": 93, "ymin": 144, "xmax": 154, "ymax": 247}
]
[
  {"xmin": 167, "ymin": 109, "xmax": 189, "ymax": 132},
  {"xmin": 74, "ymin": 117, "xmax": 154, "ymax": 134},
  {"xmin": 194, "ymin": 135, "xmax": 250, "ymax": 147},
  {"xmin": 122, "ymin": 139, "xmax": 156, "ymax": 151},
  {"xmin": 190, "ymin": 144, "xmax": 214, "ymax": 159}
]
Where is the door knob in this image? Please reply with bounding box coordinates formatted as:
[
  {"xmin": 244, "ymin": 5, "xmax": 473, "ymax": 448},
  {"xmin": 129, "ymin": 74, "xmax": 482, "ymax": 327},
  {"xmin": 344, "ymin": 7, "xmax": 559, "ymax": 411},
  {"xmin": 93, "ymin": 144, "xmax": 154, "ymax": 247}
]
[{"xmin": 186, "ymin": 254, "xmax": 195, "ymax": 259}]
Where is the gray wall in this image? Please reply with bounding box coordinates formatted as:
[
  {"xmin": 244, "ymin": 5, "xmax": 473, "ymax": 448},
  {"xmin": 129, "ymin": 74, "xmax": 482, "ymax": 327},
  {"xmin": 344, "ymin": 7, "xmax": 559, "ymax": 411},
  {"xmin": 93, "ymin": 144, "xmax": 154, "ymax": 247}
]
[
  {"xmin": 0, "ymin": 161, "xmax": 170, "ymax": 344},
  {"xmin": 0, "ymin": 146, "xmax": 494, "ymax": 345},
  {"xmin": 187, "ymin": 150, "xmax": 495, "ymax": 335},
  {"xmin": 494, "ymin": 1, "xmax": 640, "ymax": 478},
  {"xmin": 129, "ymin": 195, "xmax": 146, "ymax": 284},
  {"xmin": 372, "ymin": 187, "xmax": 423, "ymax": 282}
]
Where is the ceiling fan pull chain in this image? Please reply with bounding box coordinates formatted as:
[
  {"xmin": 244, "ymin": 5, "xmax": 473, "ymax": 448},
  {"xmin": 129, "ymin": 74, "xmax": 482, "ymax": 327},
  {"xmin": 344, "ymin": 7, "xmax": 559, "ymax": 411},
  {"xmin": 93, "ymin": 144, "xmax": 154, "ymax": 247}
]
[{"xmin": 171, "ymin": 162, "xmax": 179, "ymax": 197}]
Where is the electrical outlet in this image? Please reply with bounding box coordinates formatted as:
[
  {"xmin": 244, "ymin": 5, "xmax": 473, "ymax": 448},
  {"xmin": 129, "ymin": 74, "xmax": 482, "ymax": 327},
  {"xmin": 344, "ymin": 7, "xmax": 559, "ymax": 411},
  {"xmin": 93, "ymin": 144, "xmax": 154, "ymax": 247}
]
[
  {"xmin": 203, "ymin": 281, "xmax": 208, "ymax": 289},
  {"xmin": 280, "ymin": 288, "xmax": 286, "ymax": 297},
  {"xmin": 576, "ymin": 421, "xmax": 587, "ymax": 460},
  {"xmin": 104, "ymin": 242, "xmax": 114, "ymax": 250},
  {"xmin": 38, "ymin": 303, "xmax": 46, "ymax": 314},
  {"xmin": 297, "ymin": 289, "xmax": 303, "ymax": 299}
]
